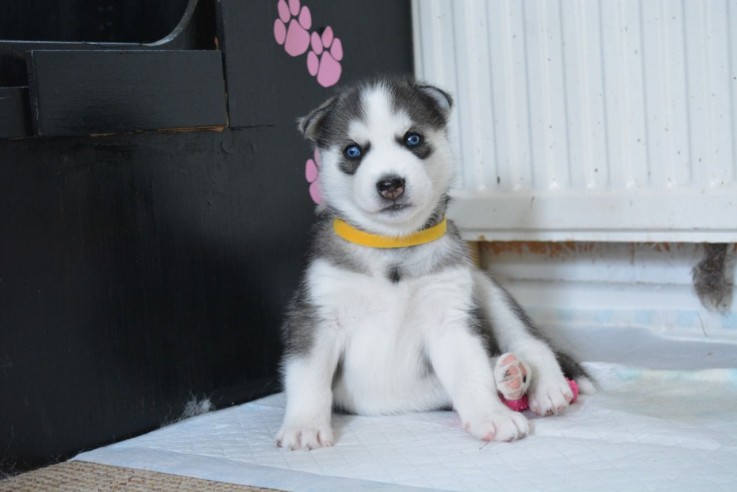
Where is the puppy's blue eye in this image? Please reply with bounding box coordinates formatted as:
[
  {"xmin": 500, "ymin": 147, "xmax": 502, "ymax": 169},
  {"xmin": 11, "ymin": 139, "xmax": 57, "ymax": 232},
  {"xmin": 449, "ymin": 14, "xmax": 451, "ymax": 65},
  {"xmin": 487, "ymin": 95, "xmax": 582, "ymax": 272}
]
[
  {"xmin": 344, "ymin": 144, "xmax": 362, "ymax": 159},
  {"xmin": 405, "ymin": 132, "xmax": 423, "ymax": 147}
]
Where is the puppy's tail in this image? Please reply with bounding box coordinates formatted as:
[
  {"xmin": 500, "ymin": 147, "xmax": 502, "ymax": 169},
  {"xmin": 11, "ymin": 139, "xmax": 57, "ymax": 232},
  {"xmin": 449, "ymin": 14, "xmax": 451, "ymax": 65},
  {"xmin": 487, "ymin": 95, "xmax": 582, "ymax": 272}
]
[
  {"xmin": 575, "ymin": 376, "xmax": 597, "ymax": 395},
  {"xmin": 557, "ymin": 351, "xmax": 597, "ymax": 394}
]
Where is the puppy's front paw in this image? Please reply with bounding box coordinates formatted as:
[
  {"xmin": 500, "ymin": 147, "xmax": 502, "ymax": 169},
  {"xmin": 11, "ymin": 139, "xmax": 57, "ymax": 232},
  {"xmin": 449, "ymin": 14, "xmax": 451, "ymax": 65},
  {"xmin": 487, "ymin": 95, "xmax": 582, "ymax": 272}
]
[
  {"xmin": 463, "ymin": 409, "xmax": 529, "ymax": 442},
  {"xmin": 529, "ymin": 376, "xmax": 574, "ymax": 416},
  {"xmin": 276, "ymin": 424, "xmax": 334, "ymax": 451}
]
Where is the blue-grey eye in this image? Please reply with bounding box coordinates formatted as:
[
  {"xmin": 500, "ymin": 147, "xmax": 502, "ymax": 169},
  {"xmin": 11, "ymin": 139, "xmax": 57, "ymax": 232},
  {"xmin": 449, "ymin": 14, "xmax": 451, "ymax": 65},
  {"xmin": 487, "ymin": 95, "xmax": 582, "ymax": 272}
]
[
  {"xmin": 405, "ymin": 132, "xmax": 423, "ymax": 147},
  {"xmin": 344, "ymin": 143, "xmax": 362, "ymax": 159}
]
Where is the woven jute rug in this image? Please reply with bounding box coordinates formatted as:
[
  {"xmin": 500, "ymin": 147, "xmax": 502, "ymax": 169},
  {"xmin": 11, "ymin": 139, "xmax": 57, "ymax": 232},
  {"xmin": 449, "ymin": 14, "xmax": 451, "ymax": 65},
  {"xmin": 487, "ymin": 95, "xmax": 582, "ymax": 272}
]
[{"xmin": 0, "ymin": 460, "xmax": 279, "ymax": 491}]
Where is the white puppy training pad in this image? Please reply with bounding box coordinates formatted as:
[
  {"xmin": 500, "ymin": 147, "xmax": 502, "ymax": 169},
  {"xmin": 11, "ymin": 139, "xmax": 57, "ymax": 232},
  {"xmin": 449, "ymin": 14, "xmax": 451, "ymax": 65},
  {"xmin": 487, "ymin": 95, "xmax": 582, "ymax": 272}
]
[{"xmin": 75, "ymin": 362, "xmax": 737, "ymax": 492}]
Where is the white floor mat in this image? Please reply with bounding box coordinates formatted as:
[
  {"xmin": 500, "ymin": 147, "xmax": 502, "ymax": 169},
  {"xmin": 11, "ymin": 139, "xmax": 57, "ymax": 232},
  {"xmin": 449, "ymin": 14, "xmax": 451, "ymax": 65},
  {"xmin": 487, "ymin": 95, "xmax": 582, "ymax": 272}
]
[{"xmin": 75, "ymin": 362, "xmax": 737, "ymax": 491}]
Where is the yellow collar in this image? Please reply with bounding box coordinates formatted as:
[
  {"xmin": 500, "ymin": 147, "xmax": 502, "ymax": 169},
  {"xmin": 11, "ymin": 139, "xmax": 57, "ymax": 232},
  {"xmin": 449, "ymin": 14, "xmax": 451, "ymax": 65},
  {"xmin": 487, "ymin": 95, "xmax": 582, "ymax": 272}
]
[{"xmin": 333, "ymin": 217, "xmax": 447, "ymax": 249}]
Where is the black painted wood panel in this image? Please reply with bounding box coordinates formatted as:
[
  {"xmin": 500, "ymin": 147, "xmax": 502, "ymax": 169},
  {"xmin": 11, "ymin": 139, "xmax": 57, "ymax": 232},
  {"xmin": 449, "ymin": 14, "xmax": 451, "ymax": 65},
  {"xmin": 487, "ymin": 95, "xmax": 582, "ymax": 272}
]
[
  {"xmin": 1, "ymin": 0, "xmax": 413, "ymax": 474},
  {"xmin": 0, "ymin": 0, "xmax": 191, "ymax": 44},
  {"xmin": 218, "ymin": 0, "xmax": 414, "ymax": 128},
  {"xmin": 0, "ymin": 87, "xmax": 31, "ymax": 138},
  {"xmin": 0, "ymin": 129, "xmax": 307, "ymax": 472},
  {"xmin": 27, "ymin": 50, "xmax": 227, "ymax": 136}
]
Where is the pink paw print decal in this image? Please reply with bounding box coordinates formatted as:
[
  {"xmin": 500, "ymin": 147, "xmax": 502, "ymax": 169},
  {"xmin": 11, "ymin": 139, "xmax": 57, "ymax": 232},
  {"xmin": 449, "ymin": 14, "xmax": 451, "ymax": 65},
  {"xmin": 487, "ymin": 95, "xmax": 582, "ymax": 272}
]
[
  {"xmin": 307, "ymin": 27, "xmax": 343, "ymax": 88},
  {"xmin": 274, "ymin": 0, "xmax": 312, "ymax": 57},
  {"xmin": 273, "ymin": 0, "xmax": 343, "ymax": 88},
  {"xmin": 305, "ymin": 148, "xmax": 323, "ymax": 205}
]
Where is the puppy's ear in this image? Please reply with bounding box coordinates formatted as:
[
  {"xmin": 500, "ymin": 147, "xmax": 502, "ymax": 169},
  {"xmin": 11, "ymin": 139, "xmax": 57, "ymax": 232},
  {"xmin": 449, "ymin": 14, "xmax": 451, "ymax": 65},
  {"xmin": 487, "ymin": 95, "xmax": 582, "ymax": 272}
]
[
  {"xmin": 297, "ymin": 96, "xmax": 337, "ymax": 142},
  {"xmin": 415, "ymin": 83, "xmax": 453, "ymax": 115}
]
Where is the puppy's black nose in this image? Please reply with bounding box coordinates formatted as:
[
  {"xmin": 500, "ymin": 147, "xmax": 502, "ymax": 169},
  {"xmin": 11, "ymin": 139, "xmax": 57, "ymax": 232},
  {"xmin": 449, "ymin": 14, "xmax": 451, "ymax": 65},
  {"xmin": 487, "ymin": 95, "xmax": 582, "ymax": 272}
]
[{"xmin": 377, "ymin": 176, "xmax": 405, "ymax": 201}]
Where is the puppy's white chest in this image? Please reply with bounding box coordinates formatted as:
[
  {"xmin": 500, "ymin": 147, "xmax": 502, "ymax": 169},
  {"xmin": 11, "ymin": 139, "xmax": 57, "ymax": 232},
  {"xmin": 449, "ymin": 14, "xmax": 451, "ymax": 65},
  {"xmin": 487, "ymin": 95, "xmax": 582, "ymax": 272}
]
[
  {"xmin": 313, "ymin": 262, "xmax": 421, "ymax": 357},
  {"xmin": 308, "ymin": 260, "xmax": 472, "ymax": 414}
]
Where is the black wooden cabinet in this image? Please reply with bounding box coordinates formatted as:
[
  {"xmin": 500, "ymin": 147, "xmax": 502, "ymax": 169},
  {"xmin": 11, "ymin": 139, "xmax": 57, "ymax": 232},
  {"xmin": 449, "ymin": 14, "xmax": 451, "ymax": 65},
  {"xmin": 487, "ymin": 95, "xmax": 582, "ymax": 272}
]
[
  {"xmin": 0, "ymin": 0, "xmax": 413, "ymax": 473},
  {"xmin": 1, "ymin": 0, "xmax": 224, "ymax": 138}
]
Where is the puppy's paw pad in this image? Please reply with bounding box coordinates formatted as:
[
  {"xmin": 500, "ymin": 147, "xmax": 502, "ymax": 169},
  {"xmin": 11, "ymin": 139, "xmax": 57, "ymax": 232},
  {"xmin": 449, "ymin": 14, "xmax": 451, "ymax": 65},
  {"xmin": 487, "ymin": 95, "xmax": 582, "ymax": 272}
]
[
  {"xmin": 529, "ymin": 377, "xmax": 574, "ymax": 416},
  {"xmin": 464, "ymin": 409, "xmax": 529, "ymax": 442},
  {"xmin": 276, "ymin": 425, "xmax": 334, "ymax": 451},
  {"xmin": 494, "ymin": 352, "xmax": 531, "ymax": 401}
]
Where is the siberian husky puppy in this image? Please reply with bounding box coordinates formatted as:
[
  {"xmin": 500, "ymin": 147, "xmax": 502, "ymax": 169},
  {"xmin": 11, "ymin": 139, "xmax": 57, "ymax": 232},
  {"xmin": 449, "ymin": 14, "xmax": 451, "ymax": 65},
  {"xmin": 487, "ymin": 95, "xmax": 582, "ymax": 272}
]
[{"xmin": 277, "ymin": 78, "xmax": 593, "ymax": 450}]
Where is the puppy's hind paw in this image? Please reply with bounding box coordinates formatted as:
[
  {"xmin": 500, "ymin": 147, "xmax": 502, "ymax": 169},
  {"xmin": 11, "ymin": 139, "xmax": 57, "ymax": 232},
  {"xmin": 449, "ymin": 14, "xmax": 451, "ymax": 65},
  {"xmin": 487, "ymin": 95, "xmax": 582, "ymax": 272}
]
[
  {"xmin": 276, "ymin": 425, "xmax": 334, "ymax": 451},
  {"xmin": 494, "ymin": 352, "xmax": 531, "ymax": 401}
]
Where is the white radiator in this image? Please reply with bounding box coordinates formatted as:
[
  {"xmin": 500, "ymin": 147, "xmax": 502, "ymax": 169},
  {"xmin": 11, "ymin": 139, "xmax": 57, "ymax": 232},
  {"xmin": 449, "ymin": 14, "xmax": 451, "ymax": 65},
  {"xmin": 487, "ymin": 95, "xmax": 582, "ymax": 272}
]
[{"xmin": 413, "ymin": 0, "xmax": 737, "ymax": 242}]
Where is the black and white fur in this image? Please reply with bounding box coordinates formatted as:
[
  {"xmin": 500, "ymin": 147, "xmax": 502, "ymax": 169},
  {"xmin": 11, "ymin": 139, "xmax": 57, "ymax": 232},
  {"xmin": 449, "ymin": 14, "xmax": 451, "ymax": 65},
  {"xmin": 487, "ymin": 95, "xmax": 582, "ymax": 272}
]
[{"xmin": 277, "ymin": 78, "xmax": 593, "ymax": 450}]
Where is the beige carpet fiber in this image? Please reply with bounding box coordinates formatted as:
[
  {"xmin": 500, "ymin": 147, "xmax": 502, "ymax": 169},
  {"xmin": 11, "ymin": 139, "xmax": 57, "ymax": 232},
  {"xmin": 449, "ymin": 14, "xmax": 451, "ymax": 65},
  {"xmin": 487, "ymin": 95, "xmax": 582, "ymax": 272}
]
[{"xmin": 0, "ymin": 461, "xmax": 279, "ymax": 491}]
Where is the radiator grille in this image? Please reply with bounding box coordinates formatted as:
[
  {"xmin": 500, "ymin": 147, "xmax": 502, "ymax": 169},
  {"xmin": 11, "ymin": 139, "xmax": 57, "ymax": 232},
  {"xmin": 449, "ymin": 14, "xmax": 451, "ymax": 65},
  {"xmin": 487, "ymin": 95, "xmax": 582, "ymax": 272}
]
[{"xmin": 413, "ymin": 0, "xmax": 737, "ymax": 241}]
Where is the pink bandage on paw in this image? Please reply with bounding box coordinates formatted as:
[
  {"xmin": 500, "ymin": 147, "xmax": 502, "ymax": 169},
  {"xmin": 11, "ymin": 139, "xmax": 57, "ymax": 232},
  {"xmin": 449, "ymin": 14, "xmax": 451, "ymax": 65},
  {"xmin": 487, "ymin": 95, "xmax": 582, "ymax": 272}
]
[{"xmin": 501, "ymin": 379, "xmax": 579, "ymax": 412}]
